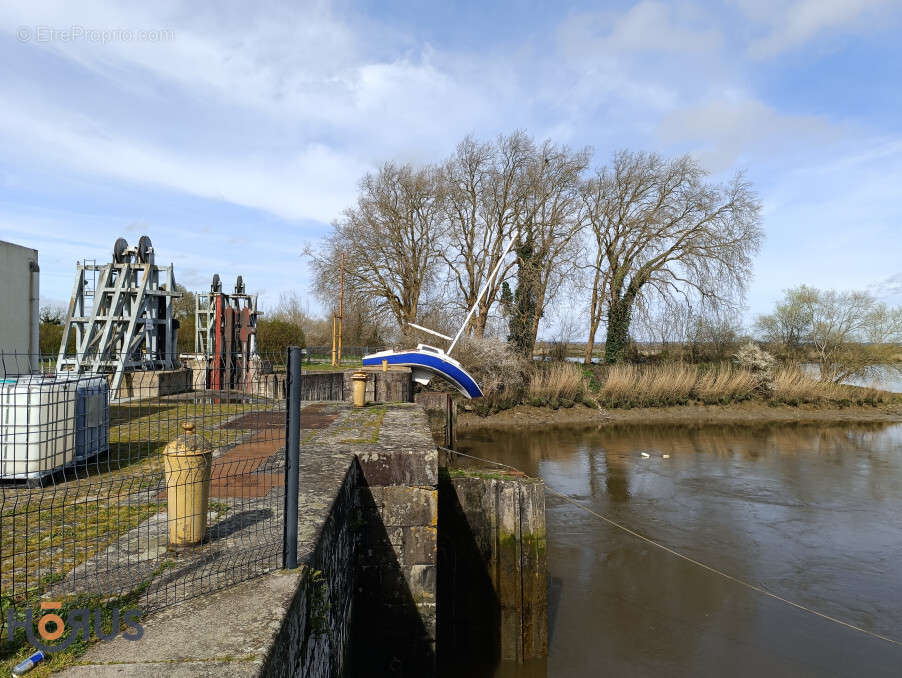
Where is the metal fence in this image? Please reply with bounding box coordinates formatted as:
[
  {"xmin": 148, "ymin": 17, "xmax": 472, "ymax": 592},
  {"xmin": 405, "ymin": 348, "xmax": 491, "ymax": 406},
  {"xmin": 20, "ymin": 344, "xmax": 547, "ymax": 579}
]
[
  {"xmin": 0, "ymin": 348, "xmax": 303, "ymax": 645},
  {"xmin": 303, "ymin": 345, "xmax": 378, "ymax": 363}
]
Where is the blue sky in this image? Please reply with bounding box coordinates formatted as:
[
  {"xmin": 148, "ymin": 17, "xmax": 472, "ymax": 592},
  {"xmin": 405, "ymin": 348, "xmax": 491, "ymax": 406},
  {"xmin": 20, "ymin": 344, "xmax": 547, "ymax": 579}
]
[{"xmin": 1, "ymin": 0, "xmax": 900, "ymax": 334}]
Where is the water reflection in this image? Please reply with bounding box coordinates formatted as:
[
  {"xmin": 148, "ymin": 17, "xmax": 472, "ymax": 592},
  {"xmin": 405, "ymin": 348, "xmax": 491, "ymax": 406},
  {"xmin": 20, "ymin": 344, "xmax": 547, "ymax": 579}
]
[{"xmin": 458, "ymin": 422, "xmax": 902, "ymax": 677}]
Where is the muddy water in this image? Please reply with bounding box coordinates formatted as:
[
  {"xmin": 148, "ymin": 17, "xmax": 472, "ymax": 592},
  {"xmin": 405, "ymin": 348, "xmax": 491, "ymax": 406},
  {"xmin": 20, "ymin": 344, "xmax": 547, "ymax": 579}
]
[{"xmin": 457, "ymin": 422, "xmax": 902, "ymax": 677}]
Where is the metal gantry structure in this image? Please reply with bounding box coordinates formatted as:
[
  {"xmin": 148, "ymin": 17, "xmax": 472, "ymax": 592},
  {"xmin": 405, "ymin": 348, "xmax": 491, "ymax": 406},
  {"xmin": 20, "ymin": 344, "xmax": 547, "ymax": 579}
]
[
  {"xmin": 56, "ymin": 236, "xmax": 181, "ymax": 395},
  {"xmin": 195, "ymin": 274, "xmax": 260, "ymax": 392}
]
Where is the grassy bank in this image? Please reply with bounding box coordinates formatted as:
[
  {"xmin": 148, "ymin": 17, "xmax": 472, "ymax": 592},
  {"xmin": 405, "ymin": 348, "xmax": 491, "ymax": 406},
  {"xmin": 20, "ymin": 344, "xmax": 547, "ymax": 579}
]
[{"xmin": 471, "ymin": 361, "xmax": 899, "ymax": 417}]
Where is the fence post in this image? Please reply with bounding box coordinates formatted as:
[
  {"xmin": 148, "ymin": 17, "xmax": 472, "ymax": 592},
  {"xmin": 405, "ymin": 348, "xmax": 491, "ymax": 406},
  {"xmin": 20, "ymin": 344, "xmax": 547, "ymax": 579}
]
[{"xmin": 283, "ymin": 346, "xmax": 302, "ymax": 568}]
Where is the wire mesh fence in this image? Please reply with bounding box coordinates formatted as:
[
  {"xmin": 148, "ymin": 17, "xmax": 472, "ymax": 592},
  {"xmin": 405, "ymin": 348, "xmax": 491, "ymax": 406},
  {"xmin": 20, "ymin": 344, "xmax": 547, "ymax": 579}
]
[
  {"xmin": 0, "ymin": 349, "xmax": 296, "ymax": 644},
  {"xmin": 302, "ymin": 345, "xmax": 378, "ymax": 364}
]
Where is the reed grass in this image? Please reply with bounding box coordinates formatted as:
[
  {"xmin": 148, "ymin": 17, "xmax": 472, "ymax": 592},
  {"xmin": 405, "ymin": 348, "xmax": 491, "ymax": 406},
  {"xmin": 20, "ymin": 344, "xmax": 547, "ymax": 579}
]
[
  {"xmin": 502, "ymin": 360, "xmax": 896, "ymax": 414},
  {"xmin": 599, "ymin": 363, "xmax": 698, "ymax": 406},
  {"xmin": 528, "ymin": 362, "xmax": 586, "ymax": 406},
  {"xmin": 694, "ymin": 364, "xmax": 758, "ymax": 403},
  {"xmin": 639, "ymin": 363, "xmax": 697, "ymax": 404},
  {"xmin": 599, "ymin": 362, "xmax": 757, "ymax": 406},
  {"xmin": 599, "ymin": 364, "xmax": 639, "ymax": 404},
  {"xmin": 767, "ymin": 366, "xmax": 886, "ymax": 404}
]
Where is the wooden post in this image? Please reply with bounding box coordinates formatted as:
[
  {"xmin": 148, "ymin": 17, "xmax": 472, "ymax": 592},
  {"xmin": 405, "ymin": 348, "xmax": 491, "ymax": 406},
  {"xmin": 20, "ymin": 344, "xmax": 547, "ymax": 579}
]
[{"xmin": 331, "ymin": 314, "xmax": 337, "ymax": 366}]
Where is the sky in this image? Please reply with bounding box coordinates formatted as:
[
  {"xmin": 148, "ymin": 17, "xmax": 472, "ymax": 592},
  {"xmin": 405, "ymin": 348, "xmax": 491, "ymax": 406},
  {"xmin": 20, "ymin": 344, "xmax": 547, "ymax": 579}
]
[{"xmin": 1, "ymin": 0, "xmax": 900, "ymax": 337}]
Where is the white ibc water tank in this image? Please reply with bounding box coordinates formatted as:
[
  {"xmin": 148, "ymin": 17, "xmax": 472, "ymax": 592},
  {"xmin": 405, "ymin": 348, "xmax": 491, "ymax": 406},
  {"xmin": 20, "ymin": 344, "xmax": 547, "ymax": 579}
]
[{"xmin": 0, "ymin": 375, "xmax": 78, "ymax": 480}]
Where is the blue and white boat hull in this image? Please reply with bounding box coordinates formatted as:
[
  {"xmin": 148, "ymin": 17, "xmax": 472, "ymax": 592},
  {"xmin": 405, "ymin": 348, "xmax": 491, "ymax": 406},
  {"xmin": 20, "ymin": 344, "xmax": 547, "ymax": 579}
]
[{"xmin": 362, "ymin": 345, "xmax": 483, "ymax": 399}]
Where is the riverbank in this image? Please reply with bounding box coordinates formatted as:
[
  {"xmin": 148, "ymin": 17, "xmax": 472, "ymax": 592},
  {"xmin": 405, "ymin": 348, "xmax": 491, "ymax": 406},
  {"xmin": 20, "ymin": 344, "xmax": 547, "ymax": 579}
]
[{"xmin": 459, "ymin": 400, "xmax": 902, "ymax": 430}]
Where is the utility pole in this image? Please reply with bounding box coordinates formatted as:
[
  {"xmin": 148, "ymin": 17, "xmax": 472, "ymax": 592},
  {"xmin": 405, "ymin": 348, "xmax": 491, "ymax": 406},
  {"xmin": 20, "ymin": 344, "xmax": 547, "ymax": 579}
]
[{"xmin": 338, "ymin": 253, "xmax": 344, "ymax": 365}]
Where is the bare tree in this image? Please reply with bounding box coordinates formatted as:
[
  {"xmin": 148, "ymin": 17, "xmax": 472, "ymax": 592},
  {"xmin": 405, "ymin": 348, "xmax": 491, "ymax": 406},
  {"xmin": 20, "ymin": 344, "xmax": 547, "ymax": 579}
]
[
  {"xmin": 581, "ymin": 151, "xmax": 762, "ymax": 363},
  {"xmin": 440, "ymin": 132, "xmax": 531, "ymax": 338},
  {"xmin": 754, "ymin": 284, "xmax": 818, "ymax": 357},
  {"xmin": 632, "ymin": 295, "xmax": 693, "ymax": 360},
  {"xmin": 508, "ymin": 140, "xmax": 589, "ymax": 357},
  {"xmin": 307, "ymin": 163, "xmax": 445, "ymax": 338}
]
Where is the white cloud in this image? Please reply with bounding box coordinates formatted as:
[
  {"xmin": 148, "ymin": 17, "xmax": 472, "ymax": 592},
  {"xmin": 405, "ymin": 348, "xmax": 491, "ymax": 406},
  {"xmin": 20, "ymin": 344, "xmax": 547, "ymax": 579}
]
[
  {"xmin": 734, "ymin": 0, "xmax": 896, "ymax": 58},
  {"xmin": 870, "ymin": 273, "xmax": 902, "ymax": 300},
  {"xmin": 560, "ymin": 1, "xmax": 722, "ymax": 55},
  {"xmin": 0, "ymin": 103, "xmax": 366, "ymax": 222},
  {"xmin": 657, "ymin": 94, "xmax": 840, "ymax": 171},
  {"xmin": 0, "ymin": 2, "xmax": 508, "ymax": 221}
]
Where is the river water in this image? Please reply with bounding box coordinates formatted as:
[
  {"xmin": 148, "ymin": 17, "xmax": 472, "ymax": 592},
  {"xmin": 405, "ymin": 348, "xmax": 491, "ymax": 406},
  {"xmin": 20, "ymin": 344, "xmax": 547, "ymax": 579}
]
[{"xmin": 457, "ymin": 421, "xmax": 902, "ymax": 677}]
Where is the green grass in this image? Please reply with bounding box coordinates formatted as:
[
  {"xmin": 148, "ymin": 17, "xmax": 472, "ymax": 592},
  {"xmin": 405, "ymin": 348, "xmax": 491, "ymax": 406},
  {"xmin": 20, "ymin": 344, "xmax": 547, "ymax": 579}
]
[
  {"xmin": 1, "ymin": 502, "xmax": 162, "ymax": 601},
  {"xmin": 302, "ymin": 361, "xmax": 362, "ymax": 372}
]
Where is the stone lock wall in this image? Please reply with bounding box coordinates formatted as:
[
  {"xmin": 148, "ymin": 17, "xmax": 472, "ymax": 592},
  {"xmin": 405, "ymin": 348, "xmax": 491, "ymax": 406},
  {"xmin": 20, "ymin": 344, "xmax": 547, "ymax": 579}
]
[
  {"xmin": 56, "ymin": 403, "xmax": 446, "ymax": 677},
  {"xmin": 350, "ymin": 406, "xmax": 438, "ymax": 674},
  {"xmin": 265, "ymin": 404, "xmax": 439, "ymax": 677},
  {"xmin": 438, "ymin": 470, "xmax": 548, "ymax": 665},
  {"xmin": 261, "ymin": 461, "xmax": 362, "ymax": 677}
]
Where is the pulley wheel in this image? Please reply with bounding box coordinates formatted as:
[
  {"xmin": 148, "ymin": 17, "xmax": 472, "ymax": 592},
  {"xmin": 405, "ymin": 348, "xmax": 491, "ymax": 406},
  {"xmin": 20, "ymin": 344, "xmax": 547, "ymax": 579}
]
[
  {"xmin": 113, "ymin": 238, "xmax": 129, "ymax": 263},
  {"xmin": 137, "ymin": 235, "xmax": 153, "ymax": 263}
]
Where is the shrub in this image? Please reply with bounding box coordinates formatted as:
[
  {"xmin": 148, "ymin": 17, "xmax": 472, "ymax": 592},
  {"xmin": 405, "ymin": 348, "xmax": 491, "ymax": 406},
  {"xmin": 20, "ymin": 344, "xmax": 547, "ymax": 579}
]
[
  {"xmin": 733, "ymin": 342, "xmax": 776, "ymax": 393},
  {"xmin": 256, "ymin": 318, "xmax": 305, "ymax": 358},
  {"xmin": 455, "ymin": 336, "xmax": 528, "ymax": 396}
]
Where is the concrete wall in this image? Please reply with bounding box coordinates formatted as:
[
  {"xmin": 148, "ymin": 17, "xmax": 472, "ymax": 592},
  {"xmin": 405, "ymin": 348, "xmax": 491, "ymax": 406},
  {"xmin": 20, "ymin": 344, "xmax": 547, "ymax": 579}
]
[
  {"xmin": 343, "ymin": 368, "xmax": 412, "ymax": 404},
  {"xmin": 115, "ymin": 368, "xmax": 193, "ymax": 398},
  {"xmin": 0, "ymin": 240, "xmax": 39, "ymax": 373}
]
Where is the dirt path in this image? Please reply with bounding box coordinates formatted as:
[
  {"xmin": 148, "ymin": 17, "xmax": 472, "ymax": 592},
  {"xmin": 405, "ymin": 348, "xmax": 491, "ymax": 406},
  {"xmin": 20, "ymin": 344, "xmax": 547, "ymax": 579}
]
[{"xmin": 458, "ymin": 401, "xmax": 902, "ymax": 430}]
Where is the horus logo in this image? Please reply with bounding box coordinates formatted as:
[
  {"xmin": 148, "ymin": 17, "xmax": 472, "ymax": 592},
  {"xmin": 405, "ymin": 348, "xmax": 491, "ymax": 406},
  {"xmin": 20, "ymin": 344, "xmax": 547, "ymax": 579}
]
[{"xmin": 5, "ymin": 601, "xmax": 144, "ymax": 653}]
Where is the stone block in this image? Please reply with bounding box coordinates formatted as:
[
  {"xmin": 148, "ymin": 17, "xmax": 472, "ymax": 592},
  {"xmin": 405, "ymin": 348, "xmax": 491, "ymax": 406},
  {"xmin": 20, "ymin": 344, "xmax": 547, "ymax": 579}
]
[
  {"xmin": 403, "ymin": 526, "xmax": 437, "ymax": 565},
  {"xmin": 407, "ymin": 564, "xmax": 436, "ymax": 602},
  {"xmin": 358, "ymin": 449, "xmax": 438, "ymax": 486},
  {"xmin": 380, "ymin": 486, "xmax": 437, "ymax": 527}
]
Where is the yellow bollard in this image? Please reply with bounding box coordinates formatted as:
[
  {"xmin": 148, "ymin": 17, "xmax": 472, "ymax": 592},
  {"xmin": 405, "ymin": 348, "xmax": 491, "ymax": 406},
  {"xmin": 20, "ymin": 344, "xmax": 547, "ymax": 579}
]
[
  {"xmin": 352, "ymin": 371, "xmax": 368, "ymax": 408},
  {"xmin": 163, "ymin": 422, "xmax": 213, "ymax": 548},
  {"xmin": 382, "ymin": 359, "xmax": 388, "ymax": 372}
]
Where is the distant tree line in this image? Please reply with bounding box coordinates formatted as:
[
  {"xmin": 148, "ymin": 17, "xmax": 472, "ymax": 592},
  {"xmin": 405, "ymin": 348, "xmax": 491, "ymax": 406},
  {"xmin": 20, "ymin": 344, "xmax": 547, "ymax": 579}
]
[
  {"xmin": 307, "ymin": 131, "xmax": 764, "ymax": 363},
  {"xmin": 756, "ymin": 286, "xmax": 902, "ymax": 382}
]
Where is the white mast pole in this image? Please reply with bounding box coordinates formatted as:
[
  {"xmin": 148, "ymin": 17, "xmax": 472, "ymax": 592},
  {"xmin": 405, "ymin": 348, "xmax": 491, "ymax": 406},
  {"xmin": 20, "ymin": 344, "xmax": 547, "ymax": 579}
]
[{"xmin": 447, "ymin": 230, "xmax": 519, "ymax": 355}]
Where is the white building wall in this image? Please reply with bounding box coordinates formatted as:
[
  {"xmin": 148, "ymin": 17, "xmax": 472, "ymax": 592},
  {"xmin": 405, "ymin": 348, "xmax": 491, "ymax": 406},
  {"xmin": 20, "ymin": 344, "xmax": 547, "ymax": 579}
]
[{"xmin": 0, "ymin": 240, "xmax": 39, "ymax": 374}]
